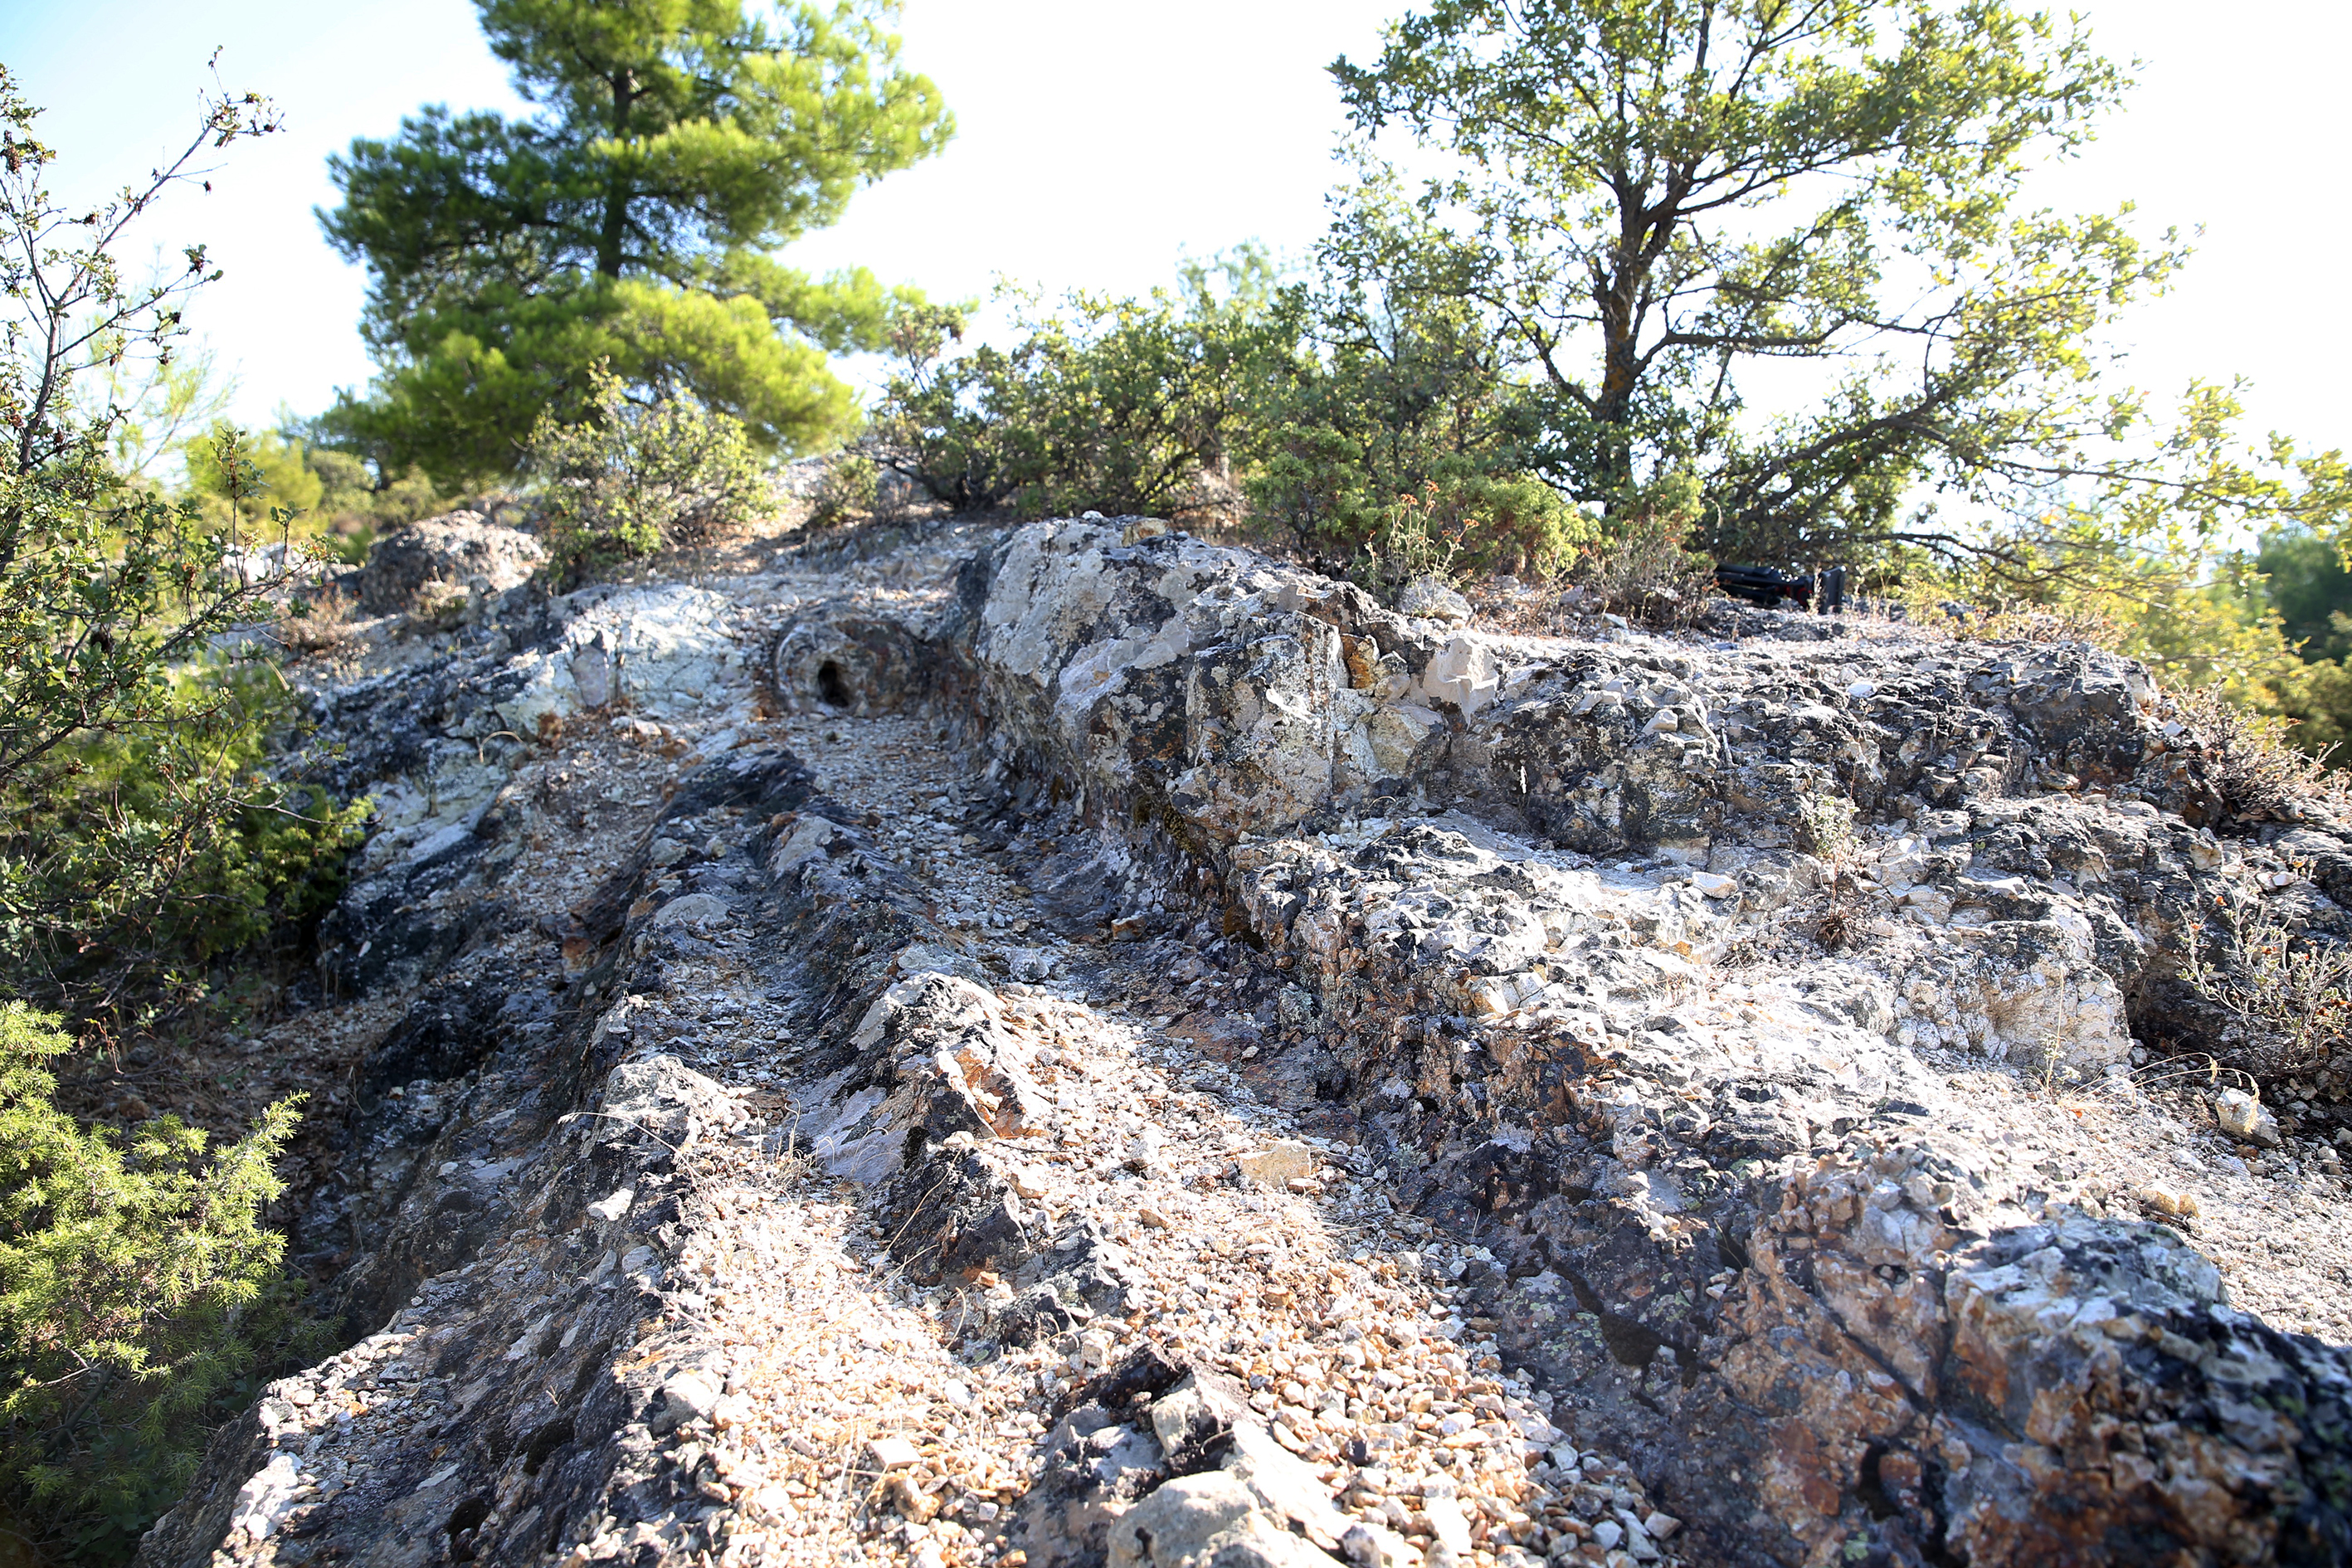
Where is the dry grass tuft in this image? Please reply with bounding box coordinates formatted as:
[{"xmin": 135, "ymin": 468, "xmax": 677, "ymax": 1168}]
[
  {"xmin": 1797, "ymin": 789, "xmax": 1866, "ymax": 951},
  {"xmin": 275, "ymin": 587, "xmax": 358, "ymax": 655},
  {"xmin": 2169, "ymin": 684, "xmax": 2351, "ymax": 821},
  {"xmin": 2179, "ymin": 892, "xmax": 2352, "ymax": 1087},
  {"xmin": 1895, "ymin": 592, "xmax": 2126, "ymax": 650},
  {"xmin": 1566, "ymin": 516, "xmax": 1717, "ymax": 629}
]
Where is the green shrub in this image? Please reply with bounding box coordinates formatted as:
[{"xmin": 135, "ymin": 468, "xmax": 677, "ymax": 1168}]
[
  {"xmin": 1566, "ymin": 475, "xmax": 1717, "ymax": 625},
  {"xmin": 808, "ymin": 454, "xmax": 879, "ymax": 528},
  {"xmin": 870, "ymin": 309, "xmax": 1032, "ymax": 515},
  {"xmin": 2179, "ymin": 891, "xmax": 2352, "ymax": 1081},
  {"xmin": 874, "ymin": 271, "xmax": 1279, "ymax": 520},
  {"xmin": 872, "ymin": 240, "xmax": 1594, "ymax": 596},
  {"xmin": 0, "ymin": 1004, "xmax": 322, "ymax": 1563},
  {"xmin": 0, "ymin": 80, "xmax": 366, "ymax": 1017},
  {"xmin": 527, "ymin": 363, "xmax": 767, "ymax": 586},
  {"xmin": 1237, "ymin": 197, "xmax": 1588, "ymax": 581},
  {"xmin": 184, "ymin": 428, "xmax": 448, "ymax": 567},
  {"xmin": 1357, "ymin": 464, "xmax": 1593, "ymax": 592},
  {"xmin": 0, "ymin": 65, "xmax": 348, "ymax": 1566},
  {"xmin": 0, "ymin": 660, "xmax": 372, "ymax": 1004},
  {"xmin": 2167, "ymin": 683, "xmax": 2350, "ymax": 823},
  {"xmin": 2263, "ymin": 655, "xmax": 2352, "ymax": 770},
  {"xmin": 181, "ymin": 424, "xmax": 324, "ymax": 533}
]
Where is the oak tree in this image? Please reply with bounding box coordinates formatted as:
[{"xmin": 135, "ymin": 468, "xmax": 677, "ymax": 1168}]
[{"xmin": 1332, "ymin": 0, "xmax": 2203, "ymax": 568}]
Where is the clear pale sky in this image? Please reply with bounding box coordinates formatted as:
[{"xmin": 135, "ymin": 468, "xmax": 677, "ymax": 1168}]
[{"xmin": 4, "ymin": 0, "xmax": 2345, "ymax": 454}]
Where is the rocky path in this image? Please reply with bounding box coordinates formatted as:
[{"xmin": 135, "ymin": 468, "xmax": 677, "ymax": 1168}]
[{"xmin": 616, "ymin": 712, "xmax": 1681, "ymax": 1568}]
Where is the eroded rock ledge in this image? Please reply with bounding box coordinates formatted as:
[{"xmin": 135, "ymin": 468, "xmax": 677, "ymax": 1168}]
[
  {"xmin": 821, "ymin": 520, "xmax": 2352, "ymax": 1564},
  {"xmin": 142, "ymin": 518, "xmax": 2350, "ymax": 1568}
]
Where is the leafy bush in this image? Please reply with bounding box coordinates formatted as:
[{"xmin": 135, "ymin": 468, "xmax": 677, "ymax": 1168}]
[
  {"xmin": 2168, "ymin": 684, "xmax": 2350, "ymax": 823},
  {"xmin": 1561, "ymin": 475, "xmax": 1715, "ymax": 625},
  {"xmin": 182, "ymin": 423, "xmax": 324, "ymax": 533},
  {"xmin": 0, "ymin": 74, "xmax": 369, "ymax": 1020},
  {"xmin": 0, "ymin": 76, "xmax": 354, "ymax": 1553},
  {"xmin": 2235, "ymin": 526, "xmax": 2352, "ymax": 769},
  {"xmin": 875, "ymin": 281, "xmax": 1273, "ymax": 520},
  {"xmin": 2262, "ymin": 656, "xmax": 2352, "ymax": 771},
  {"xmin": 183, "ymin": 424, "xmax": 448, "ymax": 567},
  {"xmin": 1346, "ymin": 465, "xmax": 1589, "ymax": 592},
  {"xmin": 0, "ymin": 422, "xmax": 372, "ymax": 1014},
  {"xmin": 527, "ymin": 363, "xmax": 767, "ymax": 587},
  {"xmin": 1234, "ymin": 197, "xmax": 1590, "ymax": 582},
  {"xmin": 808, "ymin": 454, "xmax": 879, "ymax": 528},
  {"xmin": 2257, "ymin": 526, "xmax": 2352, "ymax": 662},
  {"xmin": 0, "ymin": 1003, "xmax": 322, "ymax": 1562},
  {"xmin": 874, "ymin": 241, "xmax": 1593, "ymax": 593},
  {"xmin": 0, "ymin": 660, "xmax": 371, "ymax": 1005},
  {"xmin": 869, "ymin": 305, "xmax": 1024, "ymax": 515}
]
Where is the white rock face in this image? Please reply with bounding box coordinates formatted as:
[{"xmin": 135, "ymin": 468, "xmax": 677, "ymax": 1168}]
[
  {"xmin": 225, "ymin": 1453, "xmax": 302, "ymax": 1542},
  {"xmin": 942, "ymin": 520, "xmax": 2242, "ymax": 1080},
  {"xmin": 183, "ymin": 514, "xmax": 2350, "ymax": 1568},
  {"xmin": 1104, "ymin": 1424, "xmax": 1358, "ymax": 1568},
  {"xmin": 1892, "ymin": 916, "xmax": 2134, "ymax": 1069},
  {"xmin": 969, "ymin": 521, "xmax": 1488, "ymax": 841},
  {"xmin": 2214, "ymin": 1086, "xmax": 2282, "ymax": 1146},
  {"xmin": 801, "ymin": 971, "xmax": 1053, "ymax": 1181},
  {"xmin": 597, "ymin": 1053, "xmax": 748, "ymax": 1147},
  {"xmin": 338, "ymin": 578, "xmax": 755, "ymax": 882},
  {"xmin": 768, "ymin": 816, "xmax": 840, "ymax": 875},
  {"xmin": 649, "ymin": 1370, "xmax": 720, "ymax": 1434},
  {"xmin": 496, "ymin": 582, "xmax": 745, "ymax": 738},
  {"xmin": 649, "ymin": 893, "xmax": 733, "ymax": 932},
  {"xmin": 1419, "ymin": 635, "xmax": 1503, "ymax": 716}
]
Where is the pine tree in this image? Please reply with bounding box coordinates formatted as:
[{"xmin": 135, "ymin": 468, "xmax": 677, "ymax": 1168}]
[{"xmin": 321, "ymin": 0, "xmax": 952, "ymax": 485}]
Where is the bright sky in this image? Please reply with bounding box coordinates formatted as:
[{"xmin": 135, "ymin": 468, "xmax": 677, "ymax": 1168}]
[{"xmin": 5, "ymin": 0, "xmax": 2347, "ymax": 455}]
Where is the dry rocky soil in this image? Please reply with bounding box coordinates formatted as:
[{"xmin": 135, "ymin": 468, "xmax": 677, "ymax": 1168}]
[{"xmin": 134, "ymin": 512, "xmax": 2352, "ymax": 1568}]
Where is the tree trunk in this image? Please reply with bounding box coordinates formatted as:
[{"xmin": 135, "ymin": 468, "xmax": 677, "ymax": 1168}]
[
  {"xmin": 597, "ymin": 71, "xmax": 635, "ymax": 280},
  {"xmin": 1590, "ymin": 175, "xmax": 1682, "ymax": 511},
  {"xmin": 1591, "ymin": 244, "xmax": 1643, "ymax": 507}
]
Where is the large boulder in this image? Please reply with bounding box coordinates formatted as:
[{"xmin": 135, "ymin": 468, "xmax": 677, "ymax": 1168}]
[{"xmin": 358, "ymin": 511, "xmax": 546, "ymax": 616}]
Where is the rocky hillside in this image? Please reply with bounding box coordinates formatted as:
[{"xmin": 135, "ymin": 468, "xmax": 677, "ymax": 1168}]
[{"xmin": 138, "ymin": 516, "xmax": 2351, "ymax": 1568}]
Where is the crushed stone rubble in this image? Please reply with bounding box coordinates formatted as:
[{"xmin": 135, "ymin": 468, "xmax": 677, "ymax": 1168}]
[{"xmin": 137, "ymin": 514, "xmax": 2352, "ymax": 1568}]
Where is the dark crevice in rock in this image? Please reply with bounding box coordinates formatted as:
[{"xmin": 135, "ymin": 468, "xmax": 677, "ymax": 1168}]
[{"xmin": 1560, "ymin": 1266, "xmax": 1690, "ymax": 1379}]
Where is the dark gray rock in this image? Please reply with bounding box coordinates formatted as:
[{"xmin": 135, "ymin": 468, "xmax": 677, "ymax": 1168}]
[{"xmin": 357, "ymin": 512, "xmax": 545, "ymax": 616}]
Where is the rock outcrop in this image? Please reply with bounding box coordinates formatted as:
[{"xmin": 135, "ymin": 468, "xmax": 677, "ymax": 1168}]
[
  {"xmin": 357, "ymin": 511, "xmax": 548, "ymax": 617},
  {"xmin": 142, "ymin": 518, "xmax": 2351, "ymax": 1568},
  {"xmin": 880, "ymin": 520, "xmax": 2350, "ymax": 1566}
]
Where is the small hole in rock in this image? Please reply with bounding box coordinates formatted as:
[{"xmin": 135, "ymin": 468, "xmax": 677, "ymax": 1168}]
[
  {"xmin": 816, "ymin": 660, "xmax": 850, "ymax": 708},
  {"xmin": 523, "ymin": 1416, "xmax": 576, "ymax": 1475},
  {"xmin": 447, "ymin": 1494, "xmax": 493, "ymax": 1561}
]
